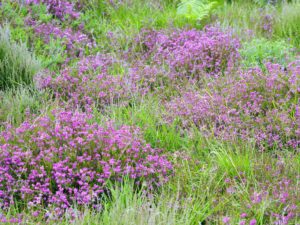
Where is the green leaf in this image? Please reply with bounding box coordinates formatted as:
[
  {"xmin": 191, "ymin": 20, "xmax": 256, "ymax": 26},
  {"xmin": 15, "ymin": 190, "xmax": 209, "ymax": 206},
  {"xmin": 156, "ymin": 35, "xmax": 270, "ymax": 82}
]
[{"xmin": 177, "ymin": 0, "xmax": 223, "ymax": 21}]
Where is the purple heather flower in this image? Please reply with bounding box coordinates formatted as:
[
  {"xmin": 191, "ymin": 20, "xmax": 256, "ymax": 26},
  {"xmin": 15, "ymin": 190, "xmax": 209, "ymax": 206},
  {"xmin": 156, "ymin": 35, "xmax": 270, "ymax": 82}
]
[
  {"xmin": 240, "ymin": 213, "xmax": 247, "ymax": 218},
  {"xmin": 250, "ymin": 219, "xmax": 257, "ymax": 225},
  {"xmin": 0, "ymin": 110, "xmax": 172, "ymax": 212},
  {"xmin": 223, "ymin": 216, "xmax": 231, "ymax": 224},
  {"xmin": 26, "ymin": 0, "xmax": 80, "ymax": 19},
  {"xmin": 239, "ymin": 221, "xmax": 246, "ymax": 225}
]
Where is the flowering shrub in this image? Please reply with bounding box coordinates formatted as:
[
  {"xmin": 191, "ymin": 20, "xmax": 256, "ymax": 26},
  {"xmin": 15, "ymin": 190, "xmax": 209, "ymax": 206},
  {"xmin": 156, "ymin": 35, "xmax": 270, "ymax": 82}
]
[
  {"xmin": 37, "ymin": 54, "xmax": 126, "ymax": 109},
  {"xmin": 25, "ymin": 0, "xmax": 80, "ymax": 20},
  {"xmin": 16, "ymin": 1, "xmax": 94, "ymax": 65},
  {"xmin": 33, "ymin": 22, "xmax": 93, "ymax": 60},
  {"xmin": 124, "ymin": 61, "xmax": 171, "ymax": 97},
  {"xmin": 136, "ymin": 26, "xmax": 240, "ymax": 79},
  {"xmin": 223, "ymin": 157, "xmax": 300, "ymax": 225},
  {"xmin": 0, "ymin": 110, "xmax": 172, "ymax": 215},
  {"xmin": 38, "ymin": 54, "xmax": 175, "ymax": 109},
  {"xmin": 260, "ymin": 12, "xmax": 274, "ymax": 38},
  {"xmin": 167, "ymin": 61, "xmax": 300, "ymax": 150}
]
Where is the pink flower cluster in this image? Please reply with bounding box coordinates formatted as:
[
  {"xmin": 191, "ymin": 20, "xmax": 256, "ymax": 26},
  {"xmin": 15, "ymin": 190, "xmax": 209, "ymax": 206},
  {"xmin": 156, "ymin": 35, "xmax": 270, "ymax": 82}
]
[
  {"xmin": 136, "ymin": 26, "xmax": 240, "ymax": 79},
  {"xmin": 26, "ymin": 0, "xmax": 80, "ymax": 20},
  {"xmin": 124, "ymin": 62, "xmax": 170, "ymax": 96},
  {"xmin": 23, "ymin": 1, "xmax": 93, "ymax": 62},
  {"xmin": 37, "ymin": 54, "xmax": 127, "ymax": 109},
  {"xmin": 224, "ymin": 158, "xmax": 299, "ymax": 224},
  {"xmin": 33, "ymin": 22, "xmax": 93, "ymax": 60},
  {"xmin": 167, "ymin": 61, "xmax": 300, "ymax": 150},
  {"xmin": 0, "ymin": 110, "xmax": 172, "ymax": 215},
  {"xmin": 28, "ymin": 26, "xmax": 243, "ymax": 110},
  {"xmin": 38, "ymin": 54, "xmax": 174, "ymax": 109}
]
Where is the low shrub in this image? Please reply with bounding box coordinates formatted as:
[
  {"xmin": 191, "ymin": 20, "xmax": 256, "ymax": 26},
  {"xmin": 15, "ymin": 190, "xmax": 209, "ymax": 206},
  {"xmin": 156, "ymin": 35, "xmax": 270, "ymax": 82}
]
[
  {"xmin": 25, "ymin": 0, "xmax": 80, "ymax": 20},
  {"xmin": 167, "ymin": 61, "xmax": 300, "ymax": 150},
  {"xmin": 37, "ymin": 54, "xmax": 127, "ymax": 109},
  {"xmin": 136, "ymin": 26, "xmax": 240, "ymax": 79},
  {"xmin": 0, "ymin": 110, "xmax": 172, "ymax": 217},
  {"xmin": 32, "ymin": 22, "xmax": 93, "ymax": 62}
]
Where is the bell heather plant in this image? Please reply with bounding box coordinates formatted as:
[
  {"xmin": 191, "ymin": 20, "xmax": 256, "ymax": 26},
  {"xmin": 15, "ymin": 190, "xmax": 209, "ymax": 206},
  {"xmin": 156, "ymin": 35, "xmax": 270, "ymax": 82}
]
[
  {"xmin": 135, "ymin": 26, "xmax": 240, "ymax": 79},
  {"xmin": 38, "ymin": 54, "xmax": 174, "ymax": 109},
  {"xmin": 37, "ymin": 54, "xmax": 127, "ymax": 109},
  {"xmin": 25, "ymin": 0, "xmax": 80, "ymax": 20},
  {"xmin": 18, "ymin": 1, "xmax": 94, "ymax": 65},
  {"xmin": 167, "ymin": 60, "xmax": 300, "ymax": 150},
  {"xmin": 32, "ymin": 22, "xmax": 93, "ymax": 61},
  {"xmin": 221, "ymin": 156, "xmax": 300, "ymax": 225},
  {"xmin": 0, "ymin": 110, "xmax": 172, "ymax": 217}
]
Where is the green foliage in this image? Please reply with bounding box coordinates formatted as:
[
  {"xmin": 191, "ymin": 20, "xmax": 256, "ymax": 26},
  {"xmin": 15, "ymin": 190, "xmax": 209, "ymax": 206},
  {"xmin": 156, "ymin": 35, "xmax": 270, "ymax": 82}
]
[
  {"xmin": 0, "ymin": 26, "xmax": 40, "ymax": 90},
  {"xmin": 216, "ymin": 1, "xmax": 300, "ymax": 48},
  {"xmin": 0, "ymin": 87, "xmax": 51, "ymax": 126},
  {"xmin": 210, "ymin": 142, "xmax": 255, "ymax": 177},
  {"xmin": 97, "ymin": 181, "xmax": 210, "ymax": 225},
  {"xmin": 0, "ymin": 2, "xmax": 30, "ymax": 43},
  {"xmin": 0, "ymin": 1, "xmax": 28, "ymax": 23},
  {"xmin": 1, "ymin": 139, "xmax": 299, "ymax": 224},
  {"xmin": 34, "ymin": 37, "xmax": 67, "ymax": 71},
  {"xmin": 177, "ymin": 0, "xmax": 224, "ymax": 21},
  {"xmin": 240, "ymin": 38, "xmax": 296, "ymax": 68},
  {"xmin": 77, "ymin": 0, "xmax": 190, "ymax": 52},
  {"xmin": 105, "ymin": 98, "xmax": 192, "ymax": 152},
  {"xmin": 273, "ymin": 2, "xmax": 300, "ymax": 47},
  {"xmin": 251, "ymin": 0, "xmax": 291, "ymax": 5},
  {"xmin": 30, "ymin": 3, "xmax": 53, "ymax": 23},
  {"xmin": 0, "ymin": 179, "xmax": 215, "ymax": 225}
]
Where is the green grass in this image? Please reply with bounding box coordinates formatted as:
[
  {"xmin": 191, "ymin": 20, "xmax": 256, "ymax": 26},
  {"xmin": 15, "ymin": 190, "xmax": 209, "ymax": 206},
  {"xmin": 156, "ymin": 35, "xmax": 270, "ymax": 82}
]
[
  {"xmin": 0, "ymin": 25, "xmax": 40, "ymax": 90},
  {"xmin": 215, "ymin": 1, "xmax": 300, "ymax": 49},
  {"xmin": 273, "ymin": 2, "xmax": 300, "ymax": 47},
  {"xmin": 105, "ymin": 98, "xmax": 192, "ymax": 152},
  {"xmin": 239, "ymin": 37, "xmax": 296, "ymax": 68},
  {"xmin": 0, "ymin": 87, "xmax": 53, "ymax": 127},
  {"xmin": 78, "ymin": 0, "xmax": 196, "ymax": 52}
]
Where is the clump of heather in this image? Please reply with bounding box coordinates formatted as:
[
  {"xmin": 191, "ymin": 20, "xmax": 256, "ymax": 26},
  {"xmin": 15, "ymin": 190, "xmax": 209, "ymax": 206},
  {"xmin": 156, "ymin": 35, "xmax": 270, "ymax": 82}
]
[
  {"xmin": 259, "ymin": 11, "xmax": 275, "ymax": 38},
  {"xmin": 25, "ymin": 0, "xmax": 80, "ymax": 20},
  {"xmin": 167, "ymin": 61, "xmax": 300, "ymax": 150},
  {"xmin": 135, "ymin": 26, "xmax": 240, "ymax": 79},
  {"xmin": 16, "ymin": 0, "xmax": 94, "ymax": 65},
  {"xmin": 222, "ymin": 156, "xmax": 300, "ymax": 225},
  {"xmin": 37, "ymin": 54, "xmax": 126, "ymax": 109},
  {"xmin": 37, "ymin": 53, "xmax": 175, "ymax": 109},
  {"xmin": 124, "ymin": 61, "xmax": 171, "ymax": 97},
  {"xmin": 0, "ymin": 110, "xmax": 172, "ymax": 217},
  {"xmin": 33, "ymin": 22, "xmax": 93, "ymax": 61}
]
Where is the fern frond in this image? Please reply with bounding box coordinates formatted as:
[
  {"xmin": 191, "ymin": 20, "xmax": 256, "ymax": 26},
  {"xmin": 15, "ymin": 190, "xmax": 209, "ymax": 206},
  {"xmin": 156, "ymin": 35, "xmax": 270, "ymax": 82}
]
[{"xmin": 177, "ymin": 0, "xmax": 223, "ymax": 21}]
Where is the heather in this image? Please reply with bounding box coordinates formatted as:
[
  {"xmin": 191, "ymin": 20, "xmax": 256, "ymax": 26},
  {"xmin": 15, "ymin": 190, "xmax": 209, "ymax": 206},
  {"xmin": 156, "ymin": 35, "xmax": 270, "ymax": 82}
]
[
  {"xmin": 0, "ymin": 110, "xmax": 172, "ymax": 218},
  {"xmin": 135, "ymin": 26, "xmax": 240, "ymax": 79},
  {"xmin": 167, "ymin": 61, "xmax": 300, "ymax": 150},
  {"xmin": 38, "ymin": 26, "xmax": 241, "ymax": 109},
  {"xmin": 25, "ymin": 0, "xmax": 80, "ymax": 20},
  {"xmin": 0, "ymin": 0, "xmax": 300, "ymax": 224},
  {"xmin": 36, "ymin": 54, "xmax": 127, "ymax": 109}
]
